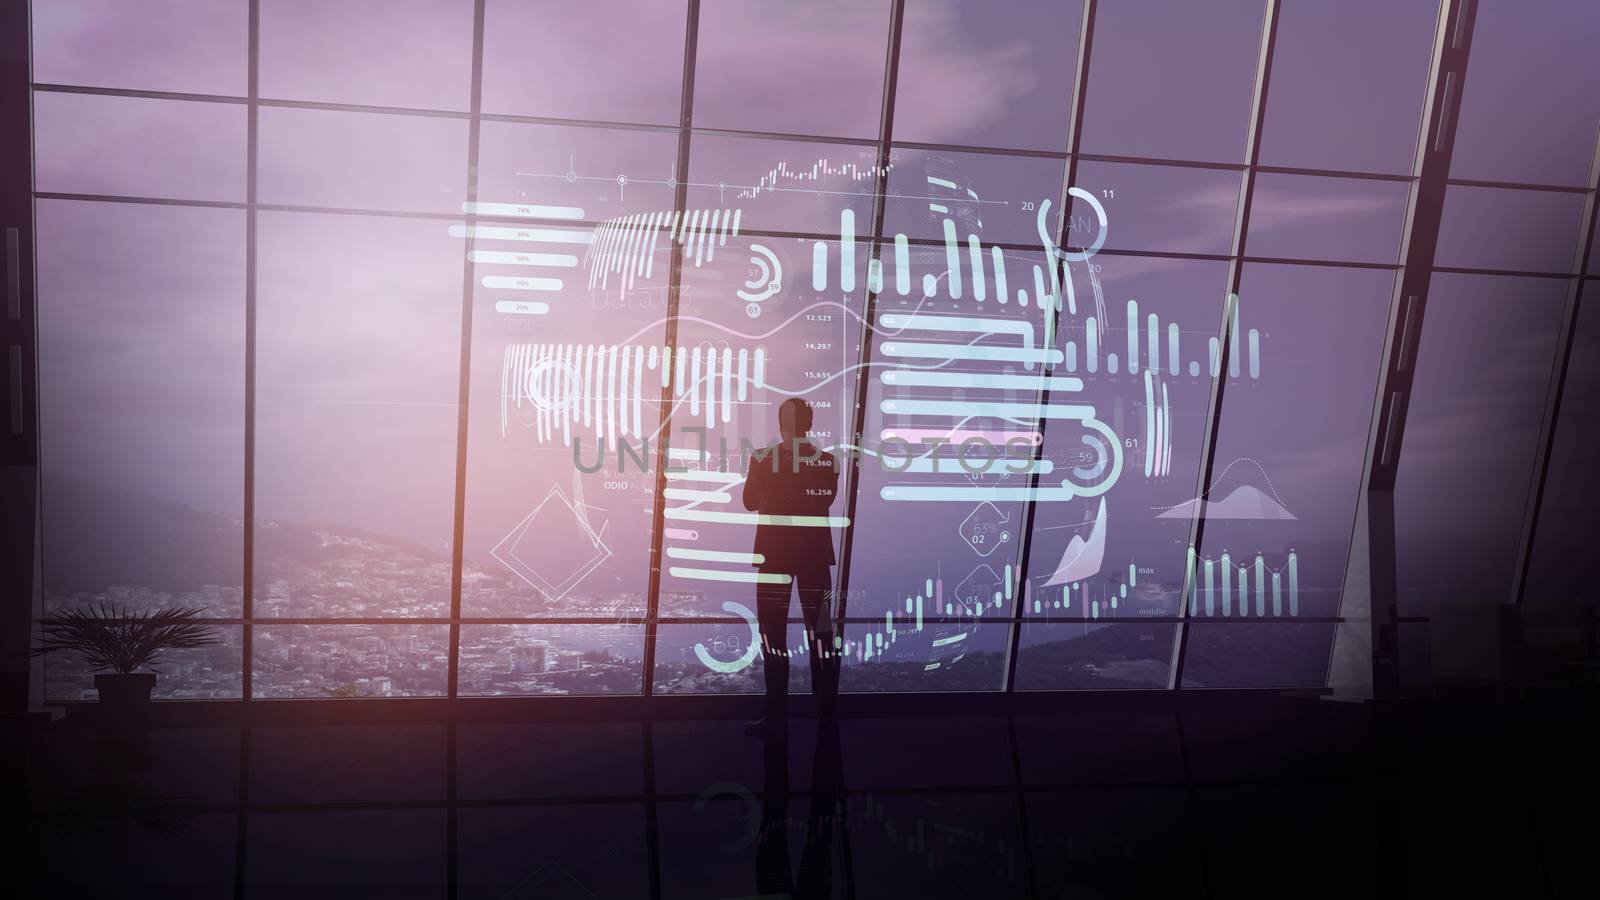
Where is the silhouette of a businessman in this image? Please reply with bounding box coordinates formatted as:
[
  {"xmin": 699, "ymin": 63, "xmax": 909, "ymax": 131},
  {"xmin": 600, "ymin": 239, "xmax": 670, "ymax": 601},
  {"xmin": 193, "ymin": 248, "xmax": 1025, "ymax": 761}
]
[{"xmin": 742, "ymin": 398, "xmax": 841, "ymax": 733}]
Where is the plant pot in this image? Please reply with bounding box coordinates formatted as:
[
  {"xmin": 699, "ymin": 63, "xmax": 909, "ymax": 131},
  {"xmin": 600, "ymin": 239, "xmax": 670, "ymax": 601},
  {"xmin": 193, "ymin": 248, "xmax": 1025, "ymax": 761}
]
[{"xmin": 94, "ymin": 672, "xmax": 157, "ymax": 726}]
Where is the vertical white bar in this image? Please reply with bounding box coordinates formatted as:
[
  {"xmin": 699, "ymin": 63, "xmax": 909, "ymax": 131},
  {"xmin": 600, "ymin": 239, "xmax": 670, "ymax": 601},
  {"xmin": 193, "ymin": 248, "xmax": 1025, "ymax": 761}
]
[
  {"xmin": 942, "ymin": 218, "xmax": 962, "ymax": 299},
  {"xmin": 1127, "ymin": 299, "xmax": 1139, "ymax": 374},
  {"xmin": 689, "ymin": 345, "xmax": 702, "ymax": 415},
  {"xmin": 721, "ymin": 347, "xmax": 733, "ymax": 423},
  {"xmin": 895, "ymin": 234, "xmax": 910, "ymax": 295},
  {"xmin": 840, "ymin": 209, "xmax": 856, "ymax": 293},
  {"xmin": 967, "ymin": 234, "xmax": 985, "ymax": 301}
]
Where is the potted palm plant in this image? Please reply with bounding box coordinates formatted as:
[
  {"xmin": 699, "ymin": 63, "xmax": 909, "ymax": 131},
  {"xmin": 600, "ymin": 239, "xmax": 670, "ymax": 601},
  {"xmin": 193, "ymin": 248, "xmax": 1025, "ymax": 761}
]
[{"xmin": 32, "ymin": 604, "xmax": 219, "ymax": 722}]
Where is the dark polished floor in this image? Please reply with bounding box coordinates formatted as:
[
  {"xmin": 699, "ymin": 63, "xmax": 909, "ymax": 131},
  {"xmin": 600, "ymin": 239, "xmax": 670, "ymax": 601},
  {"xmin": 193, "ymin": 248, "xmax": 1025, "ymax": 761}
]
[{"xmin": 16, "ymin": 695, "xmax": 1598, "ymax": 899}]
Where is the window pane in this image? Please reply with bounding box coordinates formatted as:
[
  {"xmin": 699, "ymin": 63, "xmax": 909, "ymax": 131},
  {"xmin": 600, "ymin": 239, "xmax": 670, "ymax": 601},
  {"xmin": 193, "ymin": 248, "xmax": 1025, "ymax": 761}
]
[
  {"xmin": 1023, "ymin": 257, "xmax": 1232, "ymax": 633},
  {"xmin": 1523, "ymin": 290, "xmax": 1600, "ymax": 619},
  {"xmin": 459, "ymin": 219, "xmax": 659, "ymax": 619},
  {"xmin": 1013, "ymin": 622, "xmax": 1175, "ymax": 690},
  {"xmin": 848, "ymin": 243, "xmax": 1068, "ymax": 690},
  {"xmin": 693, "ymin": 0, "xmax": 889, "ymax": 139},
  {"xmin": 687, "ymin": 134, "xmax": 882, "ymax": 236},
  {"xmin": 1079, "ymin": 0, "xmax": 1266, "ymax": 163},
  {"xmin": 37, "ymin": 200, "xmax": 244, "ymax": 620},
  {"xmin": 837, "ymin": 621, "xmax": 1012, "ymax": 692},
  {"xmin": 32, "ymin": 0, "xmax": 246, "ymax": 95},
  {"xmin": 652, "ymin": 621, "xmax": 773, "ymax": 694},
  {"xmin": 252, "ymin": 624, "xmax": 450, "ymax": 697},
  {"xmin": 1451, "ymin": 0, "xmax": 1600, "ymax": 186},
  {"xmin": 1180, "ymin": 622, "xmax": 1334, "ymax": 688},
  {"xmin": 883, "ymin": 147, "xmax": 1067, "ymax": 248},
  {"xmin": 1182, "ymin": 264, "xmax": 1397, "ymax": 687},
  {"xmin": 259, "ymin": 0, "xmax": 475, "ymax": 110},
  {"xmin": 482, "ymin": 0, "xmax": 686, "ymax": 124},
  {"xmin": 1246, "ymin": 175, "xmax": 1409, "ymax": 264},
  {"xmin": 1395, "ymin": 275, "xmax": 1565, "ymax": 646},
  {"xmin": 33, "ymin": 92, "xmax": 246, "ymax": 202},
  {"xmin": 457, "ymin": 625, "xmax": 645, "ymax": 695},
  {"xmin": 45, "ymin": 626, "xmax": 243, "ymax": 701},
  {"xmin": 257, "ymin": 107, "xmax": 468, "ymax": 213},
  {"xmin": 660, "ymin": 153, "xmax": 868, "ymax": 620},
  {"xmin": 253, "ymin": 212, "xmax": 460, "ymax": 618},
  {"xmin": 1258, "ymin": 0, "xmax": 1437, "ymax": 175},
  {"xmin": 1436, "ymin": 186, "xmax": 1586, "ymax": 274},
  {"xmin": 893, "ymin": 0, "xmax": 1084, "ymax": 152},
  {"xmin": 1071, "ymin": 161, "xmax": 1240, "ymax": 256},
  {"xmin": 477, "ymin": 122, "xmax": 679, "ymax": 220}
]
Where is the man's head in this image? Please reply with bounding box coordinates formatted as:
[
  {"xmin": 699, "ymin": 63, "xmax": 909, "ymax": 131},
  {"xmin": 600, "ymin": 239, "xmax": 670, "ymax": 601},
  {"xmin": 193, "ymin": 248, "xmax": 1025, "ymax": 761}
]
[{"xmin": 777, "ymin": 397, "xmax": 814, "ymax": 445}]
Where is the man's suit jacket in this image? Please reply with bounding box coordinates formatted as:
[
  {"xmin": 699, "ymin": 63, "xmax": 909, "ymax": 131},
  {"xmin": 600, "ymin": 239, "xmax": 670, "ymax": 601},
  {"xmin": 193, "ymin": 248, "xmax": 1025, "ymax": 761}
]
[{"xmin": 741, "ymin": 440, "xmax": 840, "ymax": 573}]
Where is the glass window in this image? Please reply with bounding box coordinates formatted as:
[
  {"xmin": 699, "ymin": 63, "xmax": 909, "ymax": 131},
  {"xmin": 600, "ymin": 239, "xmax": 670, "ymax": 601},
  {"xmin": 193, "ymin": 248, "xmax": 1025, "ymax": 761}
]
[
  {"xmin": 32, "ymin": 0, "xmax": 247, "ymax": 95},
  {"xmin": 1523, "ymin": 291, "xmax": 1600, "ymax": 618},
  {"xmin": 1022, "ymin": 257, "xmax": 1232, "ymax": 629},
  {"xmin": 36, "ymin": 200, "xmax": 245, "ymax": 619},
  {"xmin": 259, "ymin": 0, "xmax": 475, "ymax": 111},
  {"xmin": 1014, "ymin": 622, "xmax": 1176, "ymax": 690},
  {"xmin": 43, "ymin": 626, "xmax": 243, "ymax": 702},
  {"xmin": 457, "ymin": 625, "xmax": 645, "ymax": 695},
  {"xmin": 693, "ymin": 0, "xmax": 890, "ymax": 139},
  {"xmin": 1246, "ymin": 175, "xmax": 1409, "ymax": 265},
  {"xmin": 883, "ymin": 147, "xmax": 1068, "ymax": 248},
  {"xmin": 257, "ymin": 106, "xmax": 468, "ymax": 214},
  {"xmin": 252, "ymin": 624, "xmax": 450, "ymax": 697},
  {"xmin": 458, "ymin": 212, "xmax": 660, "ymax": 621},
  {"xmin": 653, "ymin": 621, "xmax": 771, "ymax": 694},
  {"xmin": 1395, "ymin": 274, "xmax": 1566, "ymax": 625},
  {"xmin": 893, "ymin": 0, "xmax": 1085, "ymax": 152},
  {"xmin": 663, "ymin": 231, "xmax": 867, "ymax": 628},
  {"xmin": 482, "ymin": 0, "xmax": 687, "ymax": 124},
  {"xmin": 1436, "ymin": 186, "xmax": 1586, "ymax": 274},
  {"xmin": 476, "ymin": 121, "xmax": 679, "ymax": 220},
  {"xmin": 253, "ymin": 212, "xmax": 462, "ymax": 618},
  {"xmin": 1258, "ymin": 0, "xmax": 1438, "ymax": 175},
  {"xmin": 1181, "ymin": 264, "xmax": 1397, "ymax": 688},
  {"xmin": 849, "ymin": 244, "xmax": 1101, "ymax": 690},
  {"xmin": 1079, "ymin": 0, "xmax": 1266, "ymax": 164},
  {"xmin": 1018, "ymin": 254, "xmax": 1231, "ymax": 690},
  {"xmin": 1070, "ymin": 161, "xmax": 1240, "ymax": 257},
  {"xmin": 687, "ymin": 134, "xmax": 883, "ymax": 237},
  {"xmin": 33, "ymin": 92, "xmax": 247, "ymax": 202},
  {"xmin": 1451, "ymin": 0, "xmax": 1600, "ymax": 187}
]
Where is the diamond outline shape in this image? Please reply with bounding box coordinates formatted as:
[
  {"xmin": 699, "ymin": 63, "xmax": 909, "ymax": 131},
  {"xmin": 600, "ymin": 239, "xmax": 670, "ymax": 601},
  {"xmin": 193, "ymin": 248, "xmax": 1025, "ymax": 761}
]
[{"xmin": 491, "ymin": 485, "xmax": 612, "ymax": 603}]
